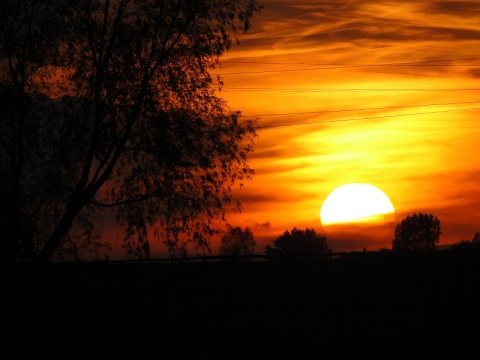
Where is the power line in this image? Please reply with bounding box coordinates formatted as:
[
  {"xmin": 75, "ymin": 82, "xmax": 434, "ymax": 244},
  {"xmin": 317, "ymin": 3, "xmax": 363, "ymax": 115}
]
[
  {"xmin": 256, "ymin": 106, "xmax": 480, "ymax": 130},
  {"xmin": 240, "ymin": 100, "xmax": 480, "ymax": 118},
  {"xmin": 221, "ymin": 57, "xmax": 480, "ymax": 66},
  {"xmin": 218, "ymin": 67, "xmax": 472, "ymax": 75},
  {"xmin": 215, "ymin": 57, "xmax": 480, "ymax": 75},
  {"xmin": 223, "ymin": 87, "xmax": 480, "ymax": 93}
]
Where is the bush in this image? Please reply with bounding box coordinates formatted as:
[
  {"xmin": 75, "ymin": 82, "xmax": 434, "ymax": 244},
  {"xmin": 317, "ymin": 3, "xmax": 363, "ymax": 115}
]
[{"xmin": 265, "ymin": 227, "xmax": 329, "ymax": 260}]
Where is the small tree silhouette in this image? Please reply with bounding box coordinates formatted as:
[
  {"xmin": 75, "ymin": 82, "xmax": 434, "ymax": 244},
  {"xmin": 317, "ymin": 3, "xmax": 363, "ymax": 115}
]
[
  {"xmin": 219, "ymin": 227, "xmax": 256, "ymax": 257},
  {"xmin": 265, "ymin": 227, "xmax": 329, "ymax": 260},
  {"xmin": 392, "ymin": 213, "xmax": 441, "ymax": 251}
]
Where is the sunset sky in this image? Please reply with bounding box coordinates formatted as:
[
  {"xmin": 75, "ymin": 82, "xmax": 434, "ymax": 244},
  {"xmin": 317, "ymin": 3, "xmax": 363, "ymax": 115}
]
[{"xmin": 206, "ymin": 0, "xmax": 480, "ymax": 253}]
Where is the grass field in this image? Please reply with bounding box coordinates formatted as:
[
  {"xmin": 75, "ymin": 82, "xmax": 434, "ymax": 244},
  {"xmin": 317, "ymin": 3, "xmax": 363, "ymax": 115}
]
[{"xmin": 2, "ymin": 253, "xmax": 480, "ymax": 358}]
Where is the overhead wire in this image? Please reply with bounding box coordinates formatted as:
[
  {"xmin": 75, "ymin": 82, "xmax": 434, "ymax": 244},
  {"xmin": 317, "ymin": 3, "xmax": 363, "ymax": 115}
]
[
  {"xmin": 214, "ymin": 57, "xmax": 480, "ymax": 129},
  {"xmin": 214, "ymin": 57, "xmax": 480, "ymax": 75},
  {"xmin": 221, "ymin": 57, "xmax": 480, "ymax": 66},
  {"xmin": 238, "ymin": 100, "xmax": 480, "ymax": 118},
  {"xmin": 256, "ymin": 106, "xmax": 480, "ymax": 130},
  {"xmin": 222, "ymin": 87, "xmax": 480, "ymax": 93}
]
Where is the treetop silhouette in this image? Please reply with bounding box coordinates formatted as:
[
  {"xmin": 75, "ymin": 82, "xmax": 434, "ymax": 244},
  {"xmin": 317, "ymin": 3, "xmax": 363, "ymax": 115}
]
[
  {"xmin": 219, "ymin": 226, "xmax": 255, "ymax": 257},
  {"xmin": 265, "ymin": 227, "xmax": 329, "ymax": 260},
  {"xmin": 392, "ymin": 213, "xmax": 441, "ymax": 251}
]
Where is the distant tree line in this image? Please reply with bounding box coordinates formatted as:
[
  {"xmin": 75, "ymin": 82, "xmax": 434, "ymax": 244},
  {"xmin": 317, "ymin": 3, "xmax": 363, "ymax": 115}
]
[
  {"xmin": 450, "ymin": 232, "xmax": 480, "ymax": 251},
  {"xmin": 218, "ymin": 226, "xmax": 329, "ymax": 260},
  {"xmin": 222, "ymin": 212, "xmax": 479, "ymax": 261}
]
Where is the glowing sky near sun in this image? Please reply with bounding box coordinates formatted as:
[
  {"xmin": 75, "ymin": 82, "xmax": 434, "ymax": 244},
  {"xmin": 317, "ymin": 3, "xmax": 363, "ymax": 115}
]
[{"xmin": 210, "ymin": 0, "xmax": 480, "ymax": 252}]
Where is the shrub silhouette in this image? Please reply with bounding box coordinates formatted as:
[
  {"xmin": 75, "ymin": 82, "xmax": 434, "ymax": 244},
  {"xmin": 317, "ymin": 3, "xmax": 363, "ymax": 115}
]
[
  {"xmin": 219, "ymin": 227, "xmax": 255, "ymax": 257},
  {"xmin": 265, "ymin": 227, "xmax": 329, "ymax": 260}
]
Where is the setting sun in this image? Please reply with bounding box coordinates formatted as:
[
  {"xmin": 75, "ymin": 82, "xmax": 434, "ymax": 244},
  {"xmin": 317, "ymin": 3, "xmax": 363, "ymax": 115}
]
[{"xmin": 320, "ymin": 183, "xmax": 395, "ymax": 225}]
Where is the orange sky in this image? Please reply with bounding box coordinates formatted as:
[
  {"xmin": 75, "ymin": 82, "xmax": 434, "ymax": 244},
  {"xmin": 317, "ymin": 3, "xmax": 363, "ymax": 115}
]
[{"xmin": 207, "ymin": 0, "xmax": 480, "ymax": 253}]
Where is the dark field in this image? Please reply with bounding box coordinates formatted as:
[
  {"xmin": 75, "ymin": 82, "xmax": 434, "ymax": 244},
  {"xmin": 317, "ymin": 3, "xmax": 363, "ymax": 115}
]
[{"xmin": 2, "ymin": 253, "xmax": 480, "ymax": 358}]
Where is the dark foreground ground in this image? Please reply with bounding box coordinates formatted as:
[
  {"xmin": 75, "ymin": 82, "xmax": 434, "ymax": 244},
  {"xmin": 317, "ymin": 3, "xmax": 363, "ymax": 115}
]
[{"xmin": 2, "ymin": 252, "xmax": 480, "ymax": 358}]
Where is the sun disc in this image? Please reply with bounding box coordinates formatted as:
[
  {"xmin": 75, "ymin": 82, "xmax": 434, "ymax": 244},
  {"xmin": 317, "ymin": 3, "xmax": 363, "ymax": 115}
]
[{"xmin": 320, "ymin": 183, "xmax": 395, "ymax": 225}]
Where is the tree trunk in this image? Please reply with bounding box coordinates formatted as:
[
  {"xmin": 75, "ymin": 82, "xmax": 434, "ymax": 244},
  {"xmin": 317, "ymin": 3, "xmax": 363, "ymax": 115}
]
[
  {"xmin": 35, "ymin": 202, "xmax": 83, "ymax": 263},
  {"xmin": 4, "ymin": 89, "xmax": 26, "ymax": 264}
]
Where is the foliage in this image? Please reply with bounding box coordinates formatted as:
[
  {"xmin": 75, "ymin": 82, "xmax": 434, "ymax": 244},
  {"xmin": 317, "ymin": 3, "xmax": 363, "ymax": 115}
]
[
  {"xmin": 392, "ymin": 213, "xmax": 441, "ymax": 251},
  {"xmin": 219, "ymin": 226, "xmax": 255, "ymax": 257},
  {"xmin": 0, "ymin": 0, "xmax": 262, "ymax": 263},
  {"xmin": 265, "ymin": 227, "xmax": 329, "ymax": 260},
  {"xmin": 450, "ymin": 232, "xmax": 480, "ymax": 251}
]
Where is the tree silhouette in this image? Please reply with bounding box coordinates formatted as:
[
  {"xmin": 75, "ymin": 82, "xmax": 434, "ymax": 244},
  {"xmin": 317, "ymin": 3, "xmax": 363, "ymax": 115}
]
[
  {"xmin": 219, "ymin": 227, "xmax": 255, "ymax": 257},
  {"xmin": 0, "ymin": 0, "xmax": 262, "ymax": 263},
  {"xmin": 392, "ymin": 213, "xmax": 441, "ymax": 251},
  {"xmin": 265, "ymin": 227, "xmax": 329, "ymax": 260}
]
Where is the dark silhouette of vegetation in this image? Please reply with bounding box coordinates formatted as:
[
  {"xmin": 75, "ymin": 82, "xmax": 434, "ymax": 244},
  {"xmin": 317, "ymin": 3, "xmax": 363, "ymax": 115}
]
[
  {"xmin": 219, "ymin": 226, "xmax": 255, "ymax": 257},
  {"xmin": 0, "ymin": 0, "xmax": 262, "ymax": 263},
  {"xmin": 265, "ymin": 227, "xmax": 329, "ymax": 260},
  {"xmin": 393, "ymin": 213, "xmax": 441, "ymax": 251},
  {"xmin": 450, "ymin": 232, "xmax": 480, "ymax": 251}
]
